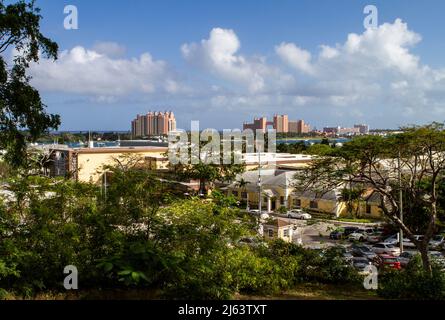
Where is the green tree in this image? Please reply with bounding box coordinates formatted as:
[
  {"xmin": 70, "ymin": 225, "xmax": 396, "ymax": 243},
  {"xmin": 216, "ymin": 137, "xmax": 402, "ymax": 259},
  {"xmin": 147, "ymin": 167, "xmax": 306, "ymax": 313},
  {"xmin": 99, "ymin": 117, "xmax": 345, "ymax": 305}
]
[
  {"xmin": 295, "ymin": 123, "xmax": 445, "ymax": 274},
  {"xmin": 0, "ymin": 0, "xmax": 60, "ymax": 167}
]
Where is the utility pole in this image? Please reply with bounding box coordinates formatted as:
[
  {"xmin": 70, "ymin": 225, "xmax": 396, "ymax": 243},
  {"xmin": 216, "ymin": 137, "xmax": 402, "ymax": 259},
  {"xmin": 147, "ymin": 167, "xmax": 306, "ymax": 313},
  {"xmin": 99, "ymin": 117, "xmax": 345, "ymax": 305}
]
[
  {"xmin": 104, "ymin": 171, "xmax": 107, "ymax": 201},
  {"xmin": 258, "ymin": 148, "xmax": 262, "ymax": 214},
  {"xmin": 398, "ymin": 150, "xmax": 404, "ymax": 253}
]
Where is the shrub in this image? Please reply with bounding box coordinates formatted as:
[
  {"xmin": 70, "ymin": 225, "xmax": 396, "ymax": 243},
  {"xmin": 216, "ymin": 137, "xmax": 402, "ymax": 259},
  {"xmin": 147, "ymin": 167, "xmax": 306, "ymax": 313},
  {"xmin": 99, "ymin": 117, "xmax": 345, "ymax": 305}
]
[{"xmin": 378, "ymin": 255, "xmax": 445, "ymax": 300}]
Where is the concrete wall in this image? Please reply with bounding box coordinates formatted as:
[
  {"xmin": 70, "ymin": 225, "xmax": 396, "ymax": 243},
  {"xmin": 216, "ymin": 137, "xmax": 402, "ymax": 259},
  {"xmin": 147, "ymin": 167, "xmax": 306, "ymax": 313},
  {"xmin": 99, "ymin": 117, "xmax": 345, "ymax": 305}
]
[{"xmin": 76, "ymin": 149, "xmax": 167, "ymax": 183}]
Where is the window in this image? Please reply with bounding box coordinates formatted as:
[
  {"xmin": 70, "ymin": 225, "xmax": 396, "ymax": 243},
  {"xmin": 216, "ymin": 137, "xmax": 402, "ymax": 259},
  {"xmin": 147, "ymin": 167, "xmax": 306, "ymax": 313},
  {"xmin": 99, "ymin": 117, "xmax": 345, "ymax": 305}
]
[
  {"xmin": 366, "ymin": 204, "xmax": 372, "ymax": 214},
  {"xmin": 283, "ymin": 229, "xmax": 289, "ymax": 237},
  {"xmin": 310, "ymin": 200, "xmax": 318, "ymax": 209},
  {"xmin": 280, "ymin": 196, "xmax": 285, "ymax": 205},
  {"xmin": 241, "ymin": 192, "xmax": 247, "ymax": 199},
  {"xmin": 232, "ymin": 191, "xmax": 238, "ymax": 197},
  {"xmin": 293, "ymin": 198, "xmax": 301, "ymax": 207},
  {"xmin": 268, "ymin": 229, "xmax": 274, "ymax": 237},
  {"xmin": 264, "ymin": 197, "xmax": 268, "ymax": 203}
]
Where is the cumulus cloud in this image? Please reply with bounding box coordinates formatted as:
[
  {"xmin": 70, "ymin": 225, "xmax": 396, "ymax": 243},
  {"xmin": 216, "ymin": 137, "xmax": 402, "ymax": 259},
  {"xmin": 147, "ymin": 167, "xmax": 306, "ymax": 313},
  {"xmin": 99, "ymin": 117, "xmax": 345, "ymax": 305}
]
[
  {"xmin": 181, "ymin": 28, "xmax": 295, "ymax": 93},
  {"xmin": 25, "ymin": 19, "xmax": 445, "ymax": 128},
  {"xmin": 271, "ymin": 19, "xmax": 445, "ymax": 122},
  {"xmin": 275, "ymin": 42, "xmax": 314, "ymax": 74},
  {"xmin": 92, "ymin": 41, "xmax": 126, "ymax": 58},
  {"xmin": 177, "ymin": 19, "xmax": 445, "ymax": 127},
  {"xmin": 29, "ymin": 46, "xmax": 185, "ymax": 98}
]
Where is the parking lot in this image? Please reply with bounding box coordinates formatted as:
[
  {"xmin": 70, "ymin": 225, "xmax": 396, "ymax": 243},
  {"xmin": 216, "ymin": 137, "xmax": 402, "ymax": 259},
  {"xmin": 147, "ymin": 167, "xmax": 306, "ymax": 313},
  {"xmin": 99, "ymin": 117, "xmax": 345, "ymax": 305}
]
[{"xmin": 270, "ymin": 215, "xmax": 445, "ymax": 271}]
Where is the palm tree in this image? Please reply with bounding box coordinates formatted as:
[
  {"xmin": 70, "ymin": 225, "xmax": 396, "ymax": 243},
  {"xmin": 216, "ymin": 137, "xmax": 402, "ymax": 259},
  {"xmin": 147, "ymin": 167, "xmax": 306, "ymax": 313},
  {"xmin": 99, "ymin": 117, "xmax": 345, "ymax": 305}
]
[
  {"xmin": 235, "ymin": 178, "xmax": 250, "ymax": 210},
  {"xmin": 339, "ymin": 187, "xmax": 365, "ymax": 218}
]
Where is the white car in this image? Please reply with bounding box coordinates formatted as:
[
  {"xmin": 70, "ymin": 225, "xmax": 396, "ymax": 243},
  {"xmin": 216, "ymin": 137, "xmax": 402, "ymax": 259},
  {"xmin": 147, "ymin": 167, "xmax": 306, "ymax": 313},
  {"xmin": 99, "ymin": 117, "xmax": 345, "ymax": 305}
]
[
  {"xmin": 248, "ymin": 209, "xmax": 270, "ymax": 220},
  {"xmin": 287, "ymin": 209, "xmax": 312, "ymax": 220},
  {"xmin": 403, "ymin": 235, "xmax": 424, "ymax": 248},
  {"xmin": 366, "ymin": 232, "xmax": 384, "ymax": 243},
  {"xmin": 348, "ymin": 231, "xmax": 366, "ymax": 242},
  {"xmin": 372, "ymin": 243, "xmax": 401, "ymax": 256},
  {"xmin": 429, "ymin": 235, "xmax": 445, "ymax": 250},
  {"xmin": 384, "ymin": 234, "xmax": 400, "ymax": 246}
]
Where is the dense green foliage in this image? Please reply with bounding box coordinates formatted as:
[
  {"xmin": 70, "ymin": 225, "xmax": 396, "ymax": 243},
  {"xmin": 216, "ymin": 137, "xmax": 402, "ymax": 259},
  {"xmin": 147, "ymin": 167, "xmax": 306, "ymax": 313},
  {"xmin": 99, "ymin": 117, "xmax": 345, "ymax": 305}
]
[
  {"xmin": 296, "ymin": 123, "xmax": 445, "ymax": 273},
  {"xmin": 378, "ymin": 255, "xmax": 445, "ymax": 300},
  {"xmin": 0, "ymin": 0, "xmax": 60, "ymax": 167},
  {"xmin": 0, "ymin": 165, "xmax": 360, "ymax": 299}
]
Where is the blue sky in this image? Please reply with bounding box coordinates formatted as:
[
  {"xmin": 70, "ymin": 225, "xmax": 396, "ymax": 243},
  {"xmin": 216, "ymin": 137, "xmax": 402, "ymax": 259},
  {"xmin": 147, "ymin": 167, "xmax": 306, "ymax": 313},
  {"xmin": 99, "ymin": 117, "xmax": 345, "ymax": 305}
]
[{"xmin": 21, "ymin": 0, "xmax": 445, "ymax": 130}]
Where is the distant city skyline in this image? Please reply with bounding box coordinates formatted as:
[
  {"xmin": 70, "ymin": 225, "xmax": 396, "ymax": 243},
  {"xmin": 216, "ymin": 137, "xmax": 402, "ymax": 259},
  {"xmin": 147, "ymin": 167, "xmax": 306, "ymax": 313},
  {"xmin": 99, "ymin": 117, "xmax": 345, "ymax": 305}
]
[{"xmin": 20, "ymin": 0, "xmax": 445, "ymax": 130}]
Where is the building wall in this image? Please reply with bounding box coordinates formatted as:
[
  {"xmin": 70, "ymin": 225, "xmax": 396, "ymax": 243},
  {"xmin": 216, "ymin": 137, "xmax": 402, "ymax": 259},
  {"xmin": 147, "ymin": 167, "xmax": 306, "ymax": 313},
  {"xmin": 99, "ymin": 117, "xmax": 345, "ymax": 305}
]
[
  {"xmin": 75, "ymin": 148, "xmax": 167, "ymax": 183},
  {"xmin": 288, "ymin": 120, "xmax": 311, "ymax": 134},
  {"xmin": 263, "ymin": 225, "xmax": 293, "ymax": 242},
  {"xmin": 243, "ymin": 117, "xmax": 267, "ymax": 132},
  {"xmin": 131, "ymin": 111, "xmax": 176, "ymax": 137},
  {"xmin": 273, "ymin": 114, "xmax": 288, "ymax": 133},
  {"xmin": 228, "ymin": 183, "xmax": 384, "ymax": 219}
]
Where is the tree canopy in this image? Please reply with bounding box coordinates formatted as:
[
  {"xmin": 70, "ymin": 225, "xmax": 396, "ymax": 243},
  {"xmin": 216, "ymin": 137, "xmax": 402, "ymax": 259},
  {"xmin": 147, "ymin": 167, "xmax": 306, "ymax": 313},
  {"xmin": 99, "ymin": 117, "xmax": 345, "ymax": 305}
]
[
  {"xmin": 0, "ymin": 0, "xmax": 60, "ymax": 167},
  {"xmin": 295, "ymin": 123, "xmax": 445, "ymax": 273}
]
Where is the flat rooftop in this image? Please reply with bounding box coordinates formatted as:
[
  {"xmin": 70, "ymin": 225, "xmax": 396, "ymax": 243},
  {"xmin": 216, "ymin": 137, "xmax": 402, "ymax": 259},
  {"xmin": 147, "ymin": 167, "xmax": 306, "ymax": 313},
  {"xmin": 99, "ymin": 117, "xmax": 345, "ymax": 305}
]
[{"xmin": 48, "ymin": 146, "xmax": 168, "ymax": 154}]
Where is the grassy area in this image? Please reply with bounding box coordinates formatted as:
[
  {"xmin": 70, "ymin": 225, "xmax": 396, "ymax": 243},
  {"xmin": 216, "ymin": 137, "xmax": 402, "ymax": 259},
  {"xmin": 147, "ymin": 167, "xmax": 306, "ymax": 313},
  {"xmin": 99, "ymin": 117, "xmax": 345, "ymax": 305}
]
[
  {"xmin": 308, "ymin": 211, "xmax": 383, "ymax": 224},
  {"xmin": 335, "ymin": 218, "xmax": 379, "ymax": 224},
  {"xmin": 4, "ymin": 284, "xmax": 379, "ymax": 300},
  {"xmin": 236, "ymin": 283, "xmax": 380, "ymax": 300}
]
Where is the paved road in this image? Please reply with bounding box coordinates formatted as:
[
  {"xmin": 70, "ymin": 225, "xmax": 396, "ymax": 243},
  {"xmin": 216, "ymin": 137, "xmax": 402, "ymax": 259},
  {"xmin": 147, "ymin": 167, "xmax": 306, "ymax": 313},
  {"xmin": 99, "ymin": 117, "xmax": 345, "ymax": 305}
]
[{"xmin": 274, "ymin": 216, "xmax": 367, "ymax": 249}]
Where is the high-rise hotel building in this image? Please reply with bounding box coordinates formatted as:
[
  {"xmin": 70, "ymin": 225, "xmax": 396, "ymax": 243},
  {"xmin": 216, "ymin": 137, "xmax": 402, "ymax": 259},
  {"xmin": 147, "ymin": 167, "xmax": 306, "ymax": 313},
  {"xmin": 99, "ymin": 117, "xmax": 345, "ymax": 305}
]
[
  {"xmin": 243, "ymin": 114, "xmax": 310, "ymax": 134},
  {"xmin": 131, "ymin": 111, "xmax": 176, "ymax": 137}
]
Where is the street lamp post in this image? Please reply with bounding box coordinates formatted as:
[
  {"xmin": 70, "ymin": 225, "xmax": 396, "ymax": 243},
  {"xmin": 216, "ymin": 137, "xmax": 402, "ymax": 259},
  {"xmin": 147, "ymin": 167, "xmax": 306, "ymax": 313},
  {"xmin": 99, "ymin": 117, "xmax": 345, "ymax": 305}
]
[
  {"xmin": 258, "ymin": 150, "xmax": 262, "ymax": 214},
  {"xmin": 398, "ymin": 150, "xmax": 404, "ymax": 253}
]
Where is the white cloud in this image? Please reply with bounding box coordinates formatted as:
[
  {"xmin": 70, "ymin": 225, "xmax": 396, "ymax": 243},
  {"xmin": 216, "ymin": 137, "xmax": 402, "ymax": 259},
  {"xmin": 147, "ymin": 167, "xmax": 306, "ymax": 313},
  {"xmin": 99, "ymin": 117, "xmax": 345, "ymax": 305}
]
[
  {"xmin": 29, "ymin": 46, "xmax": 185, "ymax": 98},
  {"xmin": 25, "ymin": 20, "xmax": 445, "ymax": 129},
  {"xmin": 92, "ymin": 41, "xmax": 126, "ymax": 58},
  {"xmin": 275, "ymin": 42, "xmax": 314, "ymax": 74},
  {"xmin": 319, "ymin": 45, "xmax": 339, "ymax": 59},
  {"xmin": 181, "ymin": 28, "xmax": 295, "ymax": 93}
]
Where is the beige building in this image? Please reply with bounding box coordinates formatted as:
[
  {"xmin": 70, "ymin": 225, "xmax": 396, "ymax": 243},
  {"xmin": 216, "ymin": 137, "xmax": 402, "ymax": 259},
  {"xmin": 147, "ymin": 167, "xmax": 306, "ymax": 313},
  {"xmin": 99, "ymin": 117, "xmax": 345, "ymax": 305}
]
[
  {"xmin": 131, "ymin": 111, "xmax": 176, "ymax": 137},
  {"xmin": 263, "ymin": 219, "xmax": 295, "ymax": 242},
  {"xmin": 288, "ymin": 120, "xmax": 311, "ymax": 134},
  {"xmin": 48, "ymin": 146, "xmax": 168, "ymax": 183},
  {"xmin": 225, "ymin": 169, "xmax": 383, "ymax": 218}
]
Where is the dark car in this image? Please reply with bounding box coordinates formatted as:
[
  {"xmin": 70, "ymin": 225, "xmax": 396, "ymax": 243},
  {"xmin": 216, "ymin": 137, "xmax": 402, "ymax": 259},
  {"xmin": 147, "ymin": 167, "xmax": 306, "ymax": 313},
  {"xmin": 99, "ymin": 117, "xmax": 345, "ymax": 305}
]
[
  {"xmin": 343, "ymin": 226, "xmax": 360, "ymax": 236},
  {"xmin": 351, "ymin": 244, "xmax": 378, "ymax": 260},
  {"xmin": 330, "ymin": 228, "xmax": 345, "ymax": 240},
  {"xmin": 352, "ymin": 257, "xmax": 371, "ymax": 272}
]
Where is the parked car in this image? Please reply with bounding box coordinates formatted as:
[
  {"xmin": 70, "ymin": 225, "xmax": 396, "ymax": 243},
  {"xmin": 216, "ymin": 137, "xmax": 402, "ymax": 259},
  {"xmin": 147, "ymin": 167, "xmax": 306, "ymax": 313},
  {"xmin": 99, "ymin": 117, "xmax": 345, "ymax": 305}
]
[
  {"xmin": 329, "ymin": 228, "xmax": 345, "ymax": 240},
  {"xmin": 351, "ymin": 244, "xmax": 378, "ymax": 260},
  {"xmin": 378, "ymin": 254, "xmax": 402, "ymax": 270},
  {"xmin": 348, "ymin": 231, "xmax": 367, "ymax": 242},
  {"xmin": 397, "ymin": 251, "xmax": 417, "ymax": 267},
  {"xmin": 372, "ymin": 243, "xmax": 401, "ymax": 256},
  {"xmin": 248, "ymin": 210, "xmax": 270, "ymax": 220},
  {"xmin": 287, "ymin": 209, "xmax": 312, "ymax": 220},
  {"xmin": 343, "ymin": 227, "xmax": 360, "ymax": 236},
  {"xmin": 403, "ymin": 235, "xmax": 424, "ymax": 249},
  {"xmin": 429, "ymin": 235, "xmax": 445, "ymax": 250},
  {"xmin": 366, "ymin": 231, "xmax": 384, "ymax": 243},
  {"xmin": 363, "ymin": 228, "xmax": 379, "ymax": 235},
  {"xmin": 352, "ymin": 257, "xmax": 371, "ymax": 273},
  {"xmin": 384, "ymin": 234, "xmax": 400, "ymax": 246}
]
